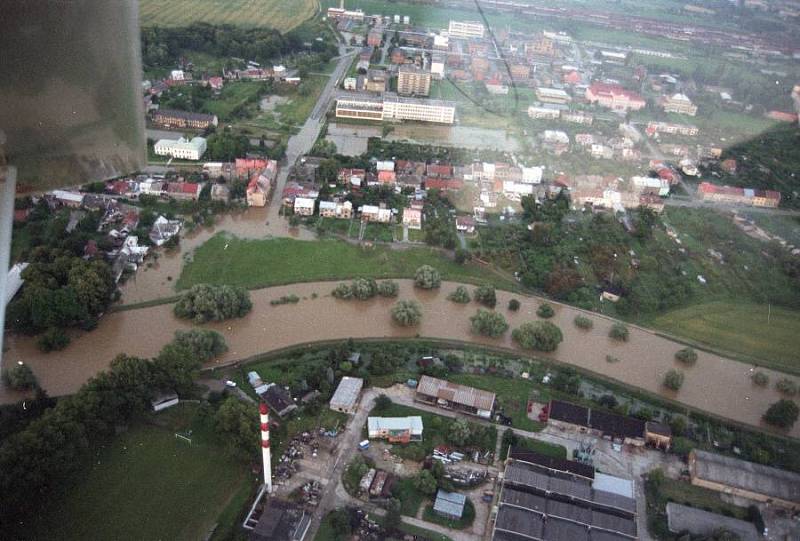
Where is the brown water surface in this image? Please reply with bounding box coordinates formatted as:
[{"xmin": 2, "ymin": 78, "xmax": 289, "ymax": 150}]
[{"xmin": 4, "ymin": 281, "xmax": 796, "ymax": 439}]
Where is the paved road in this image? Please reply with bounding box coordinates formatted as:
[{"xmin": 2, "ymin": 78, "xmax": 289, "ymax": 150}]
[{"xmin": 267, "ymin": 46, "xmax": 355, "ymax": 218}]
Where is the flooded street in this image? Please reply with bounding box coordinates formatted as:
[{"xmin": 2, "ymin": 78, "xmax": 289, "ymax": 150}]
[
  {"xmin": 5, "ymin": 280, "xmax": 797, "ymax": 439},
  {"xmin": 119, "ymin": 207, "xmax": 315, "ymax": 304}
]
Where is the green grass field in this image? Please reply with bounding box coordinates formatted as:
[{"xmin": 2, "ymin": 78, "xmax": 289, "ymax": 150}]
[
  {"xmin": 176, "ymin": 234, "xmax": 518, "ymax": 291},
  {"xmin": 31, "ymin": 404, "xmax": 248, "ymax": 541},
  {"xmin": 450, "ymin": 374, "xmax": 546, "ymax": 432},
  {"xmin": 140, "ymin": 0, "xmax": 316, "ymax": 30},
  {"xmin": 653, "ymin": 301, "xmax": 800, "ymax": 375},
  {"xmin": 204, "ymin": 81, "xmax": 265, "ymax": 120}
]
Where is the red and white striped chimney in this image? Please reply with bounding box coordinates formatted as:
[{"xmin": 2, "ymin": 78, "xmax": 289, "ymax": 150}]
[{"xmin": 259, "ymin": 402, "xmax": 272, "ymax": 493}]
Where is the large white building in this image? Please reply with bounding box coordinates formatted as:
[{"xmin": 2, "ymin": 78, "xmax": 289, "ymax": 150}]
[
  {"xmin": 335, "ymin": 92, "xmax": 455, "ymax": 124},
  {"xmin": 448, "ymin": 20, "xmax": 485, "ymax": 39},
  {"xmin": 153, "ymin": 137, "xmax": 207, "ymax": 160}
]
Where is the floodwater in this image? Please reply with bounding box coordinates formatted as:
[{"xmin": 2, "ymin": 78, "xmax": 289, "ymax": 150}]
[
  {"xmin": 387, "ymin": 125, "xmax": 521, "ymax": 152},
  {"xmin": 4, "ymin": 280, "xmax": 798, "ymax": 439},
  {"xmin": 119, "ymin": 207, "xmax": 315, "ymax": 304}
]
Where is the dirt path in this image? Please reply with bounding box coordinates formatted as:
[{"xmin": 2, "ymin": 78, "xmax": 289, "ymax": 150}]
[{"xmin": 4, "ymin": 280, "xmax": 798, "ymax": 439}]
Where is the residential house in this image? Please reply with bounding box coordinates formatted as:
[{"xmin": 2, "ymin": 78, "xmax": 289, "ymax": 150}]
[
  {"xmin": 402, "ymin": 207, "xmax": 422, "ymax": 230},
  {"xmin": 455, "ymin": 216, "xmax": 475, "ymax": 234},
  {"xmin": 210, "ymin": 183, "xmax": 230, "ymax": 202},
  {"xmin": 149, "ymin": 216, "xmax": 182, "ymax": 246},
  {"xmin": 541, "ymin": 130, "xmax": 570, "ymax": 155},
  {"xmin": 319, "ymin": 200, "xmax": 353, "ymax": 219},
  {"xmin": 697, "ymin": 182, "xmax": 780, "ymax": 208},
  {"xmin": 165, "ymin": 182, "xmax": 203, "ymax": 201},
  {"xmin": 51, "ymin": 190, "xmax": 84, "ymax": 208},
  {"xmin": 360, "ymin": 205, "xmax": 392, "ymax": 223},
  {"xmin": 293, "ymin": 197, "xmax": 316, "ymax": 216},
  {"xmin": 527, "ymin": 106, "xmax": 560, "ymax": 120}
]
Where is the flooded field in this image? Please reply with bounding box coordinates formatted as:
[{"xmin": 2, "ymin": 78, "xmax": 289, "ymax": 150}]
[
  {"xmin": 4, "ymin": 280, "xmax": 797, "ymax": 439},
  {"xmin": 325, "ymin": 122, "xmax": 521, "ymax": 154},
  {"xmin": 119, "ymin": 207, "xmax": 315, "ymax": 304}
]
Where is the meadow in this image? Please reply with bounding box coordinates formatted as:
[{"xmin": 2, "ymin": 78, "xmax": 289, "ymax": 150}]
[
  {"xmin": 140, "ymin": 0, "xmax": 316, "ymax": 30},
  {"xmin": 176, "ymin": 234, "xmax": 519, "ymax": 291}
]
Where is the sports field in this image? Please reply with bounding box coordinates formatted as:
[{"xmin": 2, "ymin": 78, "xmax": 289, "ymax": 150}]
[
  {"xmin": 140, "ymin": 0, "xmax": 316, "ymax": 30},
  {"xmin": 31, "ymin": 404, "xmax": 249, "ymax": 541},
  {"xmin": 653, "ymin": 301, "xmax": 800, "ymax": 375}
]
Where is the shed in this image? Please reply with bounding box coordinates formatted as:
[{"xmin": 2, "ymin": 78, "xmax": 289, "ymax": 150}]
[
  {"xmin": 329, "ymin": 377, "xmax": 363, "ymax": 414},
  {"xmin": 433, "ymin": 489, "xmax": 466, "ymax": 519},
  {"xmin": 666, "ymin": 503, "xmax": 758, "ymax": 541},
  {"xmin": 151, "ymin": 391, "xmax": 179, "ymax": 412}
]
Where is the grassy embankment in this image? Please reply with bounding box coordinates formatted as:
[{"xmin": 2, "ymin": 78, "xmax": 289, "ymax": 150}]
[
  {"xmin": 30, "ymin": 403, "xmax": 250, "ymax": 541},
  {"xmin": 176, "ymin": 234, "xmax": 518, "ymax": 291},
  {"xmin": 140, "ymin": 0, "xmax": 316, "ymax": 30}
]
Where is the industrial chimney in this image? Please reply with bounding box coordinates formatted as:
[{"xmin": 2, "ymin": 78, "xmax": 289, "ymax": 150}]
[{"xmin": 259, "ymin": 402, "xmax": 272, "ymax": 493}]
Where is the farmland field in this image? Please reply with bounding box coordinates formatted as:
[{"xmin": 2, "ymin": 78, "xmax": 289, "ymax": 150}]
[{"xmin": 140, "ymin": 0, "xmax": 317, "ymax": 30}]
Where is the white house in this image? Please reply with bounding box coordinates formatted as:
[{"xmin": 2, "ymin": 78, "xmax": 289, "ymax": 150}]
[
  {"xmin": 361, "ymin": 205, "xmax": 393, "ymax": 223},
  {"xmin": 522, "ymin": 166, "xmax": 543, "ymax": 184},
  {"xmin": 402, "ymin": 207, "xmax": 422, "ymax": 230},
  {"xmin": 376, "ymin": 160, "xmax": 395, "ymax": 172},
  {"xmin": 294, "ymin": 197, "xmax": 316, "ymax": 216},
  {"xmin": 153, "ymin": 137, "xmax": 207, "ymax": 160}
]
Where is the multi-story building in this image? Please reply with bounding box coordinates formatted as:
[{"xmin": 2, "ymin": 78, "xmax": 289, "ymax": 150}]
[
  {"xmin": 662, "ymin": 93, "xmax": 698, "ymax": 116},
  {"xmin": 645, "ymin": 121, "xmax": 699, "ymax": 137},
  {"xmin": 586, "ymin": 82, "xmax": 646, "ymax": 112},
  {"xmin": 397, "ymin": 65, "xmax": 432, "ymax": 96},
  {"xmin": 294, "ymin": 197, "xmax": 316, "ymax": 216},
  {"xmin": 153, "ymin": 137, "xmax": 207, "ymax": 160},
  {"xmin": 319, "ymin": 200, "xmax": 353, "ymax": 219},
  {"xmin": 697, "ymin": 182, "xmax": 781, "ymax": 208},
  {"xmin": 152, "ymin": 109, "xmax": 218, "ymax": 130},
  {"xmin": 326, "ymin": 6, "xmax": 365, "ymax": 21},
  {"xmin": 335, "ymin": 92, "xmax": 455, "ymax": 124},
  {"xmin": 447, "ymin": 20, "xmax": 485, "ymax": 39},
  {"xmin": 365, "ymin": 69, "xmax": 387, "ymax": 93},
  {"xmin": 527, "ymin": 106, "xmax": 560, "ymax": 120},
  {"xmin": 360, "ymin": 205, "xmax": 393, "ymax": 223},
  {"xmin": 535, "ymin": 87, "xmax": 571, "ymax": 105},
  {"xmin": 561, "ymin": 111, "xmax": 594, "ymax": 125}
]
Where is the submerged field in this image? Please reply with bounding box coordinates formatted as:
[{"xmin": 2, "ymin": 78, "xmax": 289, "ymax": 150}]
[
  {"xmin": 652, "ymin": 301, "xmax": 800, "ymax": 375},
  {"xmin": 176, "ymin": 234, "xmax": 518, "ymax": 291},
  {"xmin": 30, "ymin": 404, "xmax": 249, "ymax": 541},
  {"xmin": 140, "ymin": 0, "xmax": 316, "ymax": 30}
]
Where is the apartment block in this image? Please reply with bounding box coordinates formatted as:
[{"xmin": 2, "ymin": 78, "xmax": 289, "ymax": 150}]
[{"xmin": 397, "ymin": 65, "xmax": 432, "ymax": 96}]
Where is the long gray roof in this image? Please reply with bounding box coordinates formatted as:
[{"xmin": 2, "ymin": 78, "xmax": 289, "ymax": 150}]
[
  {"xmin": 666, "ymin": 503, "xmax": 758, "ymax": 541},
  {"xmin": 692, "ymin": 449, "xmax": 800, "ymax": 503}
]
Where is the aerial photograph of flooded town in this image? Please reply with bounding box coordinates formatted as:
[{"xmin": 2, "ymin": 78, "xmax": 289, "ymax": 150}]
[{"xmin": 1, "ymin": 0, "xmax": 800, "ymax": 540}]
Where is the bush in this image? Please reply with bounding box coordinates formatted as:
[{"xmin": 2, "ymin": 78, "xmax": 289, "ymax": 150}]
[
  {"xmin": 473, "ymin": 285, "xmax": 497, "ymax": 308},
  {"xmin": 470, "ymin": 309, "xmax": 509, "ymax": 337},
  {"xmin": 605, "ymin": 355, "xmax": 620, "ymax": 363},
  {"xmin": 414, "ymin": 265, "xmax": 441, "ymax": 289},
  {"xmin": 775, "ymin": 378, "xmax": 798, "ymax": 396},
  {"xmin": 663, "ymin": 369, "xmax": 685, "ymax": 391},
  {"xmin": 752, "ymin": 371, "xmax": 769, "ymax": 387},
  {"xmin": 3, "ymin": 363, "xmax": 38, "ymax": 390},
  {"xmin": 377, "ymin": 280, "xmax": 399, "ymax": 297},
  {"xmin": 174, "ymin": 284, "xmax": 252, "ymax": 324},
  {"xmin": 536, "ymin": 303, "xmax": 555, "ymax": 318},
  {"xmin": 508, "ymin": 299, "xmax": 521, "ymax": 311},
  {"xmin": 675, "ymin": 347, "xmax": 698, "ymax": 366},
  {"xmin": 448, "ymin": 286, "xmax": 471, "ymax": 303},
  {"xmin": 763, "ymin": 399, "xmax": 799, "ymax": 429},
  {"xmin": 391, "ymin": 300, "xmax": 422, "ymax": 327},
  {"xmin": 512, "ymin": 321, "xmax": 564, "ymax": 352},
  {"xmin": 172, "ymin": 329, "xmax": 228, "ymax": 362},
  {"xmin": 37, "ymin": 327, "xmax": 70, "ymax": 352},
  {"xmin": 574, "ymin": 315, "xmax": 593, "ymax": 329},
  {"xmin": 270, "ymin": 294, "xmax": 300, "ymax": 305},
  {"xmin": 351, "ymin": 278, "xmax": 378, "ymax": 300},
  {"xmin": 609, "ymin": 323, "xmax": 630, "ymax": 342},
  {"xmin": 454, "ymin": 248, "xmax": 471, "ymax": 264},
  {"xmin": 332, "ymin": 283, "xmax": 353, "ymax": 299}
]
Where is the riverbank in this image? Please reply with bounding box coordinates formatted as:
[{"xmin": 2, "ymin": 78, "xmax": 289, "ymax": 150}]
[{"xmin": 4, "ymin": 280, "xmax": 798, "ymax": 439}]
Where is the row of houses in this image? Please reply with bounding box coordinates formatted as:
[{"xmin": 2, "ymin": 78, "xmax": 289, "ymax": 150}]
[{"xmin": 697, "ymin": 181, "xmax": 781, "ymax": 208}]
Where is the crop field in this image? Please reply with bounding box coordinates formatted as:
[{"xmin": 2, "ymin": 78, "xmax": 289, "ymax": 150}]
[{"xmin": 140, "ymin": 0, "xmax": 316, "ymax": 30}]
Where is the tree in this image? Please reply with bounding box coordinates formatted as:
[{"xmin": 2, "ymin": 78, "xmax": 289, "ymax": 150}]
[
  {"xmin": 384, "ymin": 498, "xmax": 402, "ymax": 530},
  {"xmin": 752, "ymin": 371, "xmax": 769, "ymax": 387},
  {"xmin": 3, "ymin": 363, "xmax": 38, "ymax": 391},
  {"xmin": 36, "ymin": 327, "xmax": 70, "ymax": 352},
  {"xmin": 214, "ymin": 396, "xmax": 259, "ymax": 458},
  {"xmin": 448, "ymin": 286, "xmax": 471, "ymax": 304},
  {"xmin": 473, "ymin": 285, "xmax": 497, "ymax": 308},
  {"xmin": 634, "ymin": 206, "xmax": 658, "ymax": 239},
  {"xmin": 391, "ymin": 300, "xmax": 422, "ymax": 327},
  {"xmin": 413, "ymin": 470, "xmax": 438, "ymax": 496},
  {"xmin": 763, "ymin": 399, "xmax": 799, "ymax": 429},
  {"xmin": 288, "ymin": 214, "xmax": 301, "ymax": 227},
  {"xmin": 671, "ymin": 437, "xmax": 693, "ymax": 458},
  {"xmin": 377, "ymin": 280, "xmax": 399, "ymax": 297},
  {"xmin": 332, "ymin": 283, "xmax": 353, "ymax": 299},
  {"xmin": 675, "ymin": 347, "xmax": 698, "ymax": 366},
  {"xmin": 775, "ymin": 378, "xmax": 798, "ymax": 396},
  {"xmin": 447, "ymin": 418, "xmax": 472, "ymax": 446},
  {"xmin": 609, "ymin": 323, "xmax": 630, "ymax": 342},
  {"xmin": 512, "ymin": 321, "xmax": 564, "ymax": 352},
  {"xmin": 328, "ymin": 509, "xmax": 353, "ymax": 537},
  {"xmin": 375, "ymin": 394, "xmax": 392, "ymax": 411},
  {"xmin": 172, "ymin": 329, "xmax": 228, "ymax": 362},
  {"xmin": 536, "ymin": 303, "xmax": 555, "ymax": 318},
  {"xmin": 663, "ymin": 369, "xmax": 685, "ymax": 391},
  {"xmin": 470, "ymin": 309, "xmax": 509, "ymax": 337},
  {"xmin": 574, "ymin": 315, "xmax": 593, "ymax": 329},
  {"xmin": 351, "ymin": 278, "xmax": 378, "ymax": 300},
  {"xmin": 414, "ymin": 265, "xmax": 441, "ymax": 289},
  {"xmin": 508, "ymin": 299, "xmax": 521, "ymax": 311},
  {"xmin": 174, "ymin": 284, "xmax": 252, "ymax": 324}
]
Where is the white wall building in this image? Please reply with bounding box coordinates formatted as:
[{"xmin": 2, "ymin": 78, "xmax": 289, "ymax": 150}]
[
  {"xmin": 153, "ymin": 137, "xmax": 207, "ymax": 160},
  {"xmin": 447, "ymin": 20, "xmax": 485, "ymax": 39}
]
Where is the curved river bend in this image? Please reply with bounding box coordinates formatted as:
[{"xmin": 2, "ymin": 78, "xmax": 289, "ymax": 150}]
[{"xmin": 3, "ymin": 280, "xmax": 797, "ymax": 439}]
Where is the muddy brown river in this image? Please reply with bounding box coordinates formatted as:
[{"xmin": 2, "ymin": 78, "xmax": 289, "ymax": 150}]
[{"xmin": 3, "ymin": 280, "xmax": 797, "ymax": 439}]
